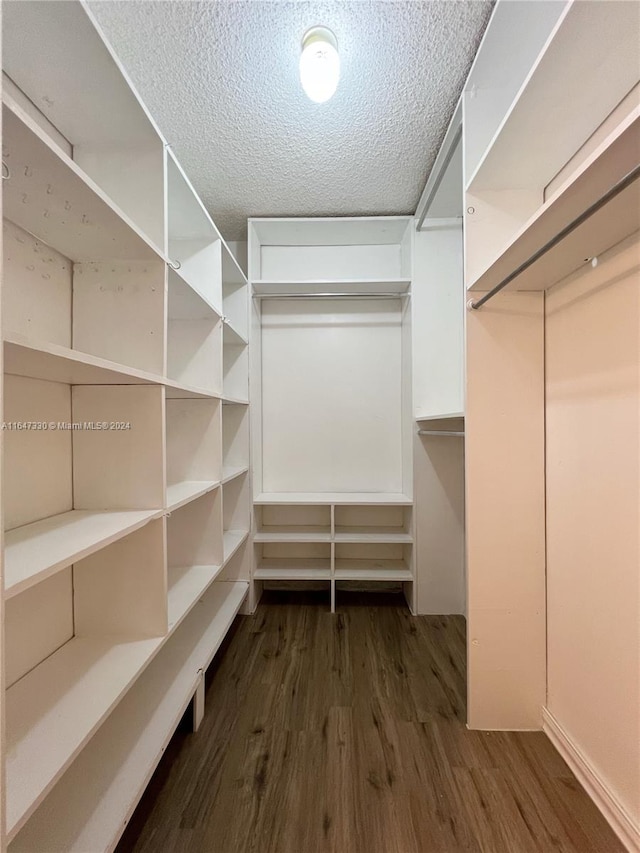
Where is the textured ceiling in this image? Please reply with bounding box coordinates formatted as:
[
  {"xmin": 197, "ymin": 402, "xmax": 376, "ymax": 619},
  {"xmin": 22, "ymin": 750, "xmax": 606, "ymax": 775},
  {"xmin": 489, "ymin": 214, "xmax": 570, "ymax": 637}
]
[{"xmin": 88, "ymin": 1, "xmax": 492, "ymax": 239}]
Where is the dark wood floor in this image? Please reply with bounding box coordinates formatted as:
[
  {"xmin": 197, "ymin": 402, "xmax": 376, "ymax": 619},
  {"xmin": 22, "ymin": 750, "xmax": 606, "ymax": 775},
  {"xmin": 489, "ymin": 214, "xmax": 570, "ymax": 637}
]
[{"xmin": 117, "ymin": 591, "xmax": 624, "ymax": 853}]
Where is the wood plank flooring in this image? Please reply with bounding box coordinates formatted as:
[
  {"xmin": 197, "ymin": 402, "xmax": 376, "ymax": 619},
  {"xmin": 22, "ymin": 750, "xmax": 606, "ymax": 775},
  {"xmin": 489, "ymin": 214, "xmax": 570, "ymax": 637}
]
[{"xmin": 116, "ymin": 591, "xmax": 625, "ymax": 853}]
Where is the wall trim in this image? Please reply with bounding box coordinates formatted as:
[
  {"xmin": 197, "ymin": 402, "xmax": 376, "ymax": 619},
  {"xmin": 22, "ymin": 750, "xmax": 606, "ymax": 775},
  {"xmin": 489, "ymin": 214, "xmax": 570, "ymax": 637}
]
[{"xmin": 542, "ymin": 707, "xmax": 639, "ymax": 853}]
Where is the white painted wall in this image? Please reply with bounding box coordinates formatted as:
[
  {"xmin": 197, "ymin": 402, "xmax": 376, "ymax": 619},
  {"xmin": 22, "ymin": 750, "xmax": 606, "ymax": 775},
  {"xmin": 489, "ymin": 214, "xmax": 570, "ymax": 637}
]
[
  {"xmin": 260, "ymin": 298, "xmax": 403, "ymax": 494},
  {"xmin": 545, "ymin": 233, "xmax": 639, "ymax": 841}
]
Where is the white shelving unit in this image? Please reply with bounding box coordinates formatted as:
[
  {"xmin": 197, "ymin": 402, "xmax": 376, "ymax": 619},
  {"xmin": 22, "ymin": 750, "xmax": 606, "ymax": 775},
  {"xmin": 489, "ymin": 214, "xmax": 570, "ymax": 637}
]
[
  {"xmin": 1, "ymin": 2, "xmax": 251, "ymax": 850},
  {"xmin": 248, "ymin": 216, "xmax": 414, "ymax": 612},
  {"xmin": 463, "ymin": 0, "xmax": 640, "ymax": 293}
]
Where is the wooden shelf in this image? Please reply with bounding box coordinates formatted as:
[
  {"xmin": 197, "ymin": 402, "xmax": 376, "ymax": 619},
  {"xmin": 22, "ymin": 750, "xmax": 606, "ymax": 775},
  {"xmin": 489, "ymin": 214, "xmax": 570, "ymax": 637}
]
[
  {"xmin": 8, "ymin": 583, "xmax": 248, "ymax": 853},
  {"xmin": 4, "ymin": 510, "xmax": 161, "ymax": 599},
  {"xmin": 334, "ymin": 560, "xmax": 413, "ymax": 581},
  {"xmin": 254, "ymin": 493, "xmax": 413, "ymax": 506},
  {"xmin": 466, "ymin": 2, "xmax": 640, "ymax": 193},
  {"xmin": 252, "ymin": 279, "xmax": 411, "ymax": 295},
  {"xmin": 334, "ymin": 530, "xmax": 412, "ymax": 544},
  {"xmin": 223, "ymin": 320, "xmax": 248, "ymax": 346},
  {"xmin": 221, "ymin": 465, "xmax": 248, "ymax": 484},
  {"xmin": 166, "ymin": 481, "xmax": 220, "ymax": 513},
  {"xmin": 416, "ymin": 412, "xmax": 464, "ymax": 423},
  {"xmin": 168, "ymin": 267, "xmax": 221, "ymax": 321},
  {"xmin": 468, "ymin": 111, "xmax": 640, "ymax": 292},
  {"xmin": 167, "ymin": 564, "xmax": 224, "ymax": 631},
  {"xmin": 6, "ymin": 633, "xmax": 164, "ymax": 840},
  {"xmin": 4, "ymin": 334, "xmax": 222, "ymax": 400},
  {"xmin": 2, "ymin": 97, "xmax": 161, "ymax": 262},
  {"xmin": 223, "ymin": 530, "xmax": 249, "ymax": 565},
  {"xmin": 222, "ymin": 396, "xmax": 249, "ymax": 406},
  {"xmin": 254, "ymin": 529, "xmax": 332, "ymax": 543},
  {"xmin": 254, "ymin": 559, "xmax": 331, "ymax": 581}
]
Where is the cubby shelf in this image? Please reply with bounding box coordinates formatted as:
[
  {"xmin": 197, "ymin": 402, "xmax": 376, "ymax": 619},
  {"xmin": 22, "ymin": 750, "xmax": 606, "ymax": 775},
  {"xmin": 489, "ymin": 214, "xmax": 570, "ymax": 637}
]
[
  {"xmin": 165, "ymin": 481, "xmax": 220, "ymax": 513},
  {"xmin": 252, "ymin": 278, "xmax": 411, "ymax": 295},
  {"xmin": 223, "ymin": 530, "xmax": 250, "ymax": 566},
  {"xmin": 334, "ymin": 560, "xmax": 413, "ymax": 581},
  {"xmin": 4, "ymin": 509, "xmax": 161, "ymax": 599},
  {"xmin": 254, "ymin": 493, "xmax": 413, "ymax": 505},
  {"xmin": 168, "ymin": 267, "xmax": 222, "ymax": 322},
  {"xmin": 334, "ymin": 531, "xmax": 413, "ymax": 544},
  {"xmin": 222, "ymin": 396, "xmax": 249, "ymax": 406},
  {"xmin": 254, "ymin": 530, "xmax": 332, "ymax": 543},
  {"xmin": 254, "ymin": 560, "xmax": 331, "ymax": 581},
  {"xmin": 416, "ymin": 412, "xmax": 464, "ymax": 423},
  {"xmin": 8, "ymin": 582, "xmax": 248, "ymax": 853},
  {"xmin": 2, "ymin": 97, "xmax": 162, "ymax": 263},
  {"xmin": 222, "ymin": 465, "xmax": 249, "ymax": 484}
]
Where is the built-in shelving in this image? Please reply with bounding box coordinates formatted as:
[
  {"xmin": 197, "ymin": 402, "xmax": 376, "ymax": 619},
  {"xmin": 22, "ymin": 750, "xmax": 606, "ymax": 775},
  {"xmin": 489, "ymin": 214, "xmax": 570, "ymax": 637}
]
[
  {"xmin": 334, "ymin": 560, "xmax": 413, "ymax": 581},
  {"xmin": 4, "ymin": 509, "xmax": 161, "ymax": 599},
  {"xmin": 9, "ymin": 582, "xmax": 248, "ymax": 853},
  {"xmin": 464, "ymin": 0, "xmax": 640, "ymax": 293},
  {"xmin": 254, "ymin": 560, "xmax": 332, "ymax": 581},
  {"xmin": 1, "ymin": 3, "xmax": 252, "ymax": 849}
]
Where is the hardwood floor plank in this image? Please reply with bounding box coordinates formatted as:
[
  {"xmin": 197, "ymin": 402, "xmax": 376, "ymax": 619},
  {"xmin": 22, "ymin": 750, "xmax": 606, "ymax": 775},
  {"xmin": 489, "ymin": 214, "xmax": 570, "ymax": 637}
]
[{"xmin": 116, "ymin": 591, "xmax": 625, "ymax": 853}]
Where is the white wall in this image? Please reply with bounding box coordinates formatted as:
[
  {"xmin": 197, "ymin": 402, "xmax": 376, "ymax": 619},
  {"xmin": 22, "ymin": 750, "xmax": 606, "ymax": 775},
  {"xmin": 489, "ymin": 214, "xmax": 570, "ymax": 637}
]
[
  {"xmin": 260, "ymin": 298, "xmax": 404, "ymax": 494},
  {"xmin": 545, "ymin": 233, "xmax": 639, "ymax": 844}
]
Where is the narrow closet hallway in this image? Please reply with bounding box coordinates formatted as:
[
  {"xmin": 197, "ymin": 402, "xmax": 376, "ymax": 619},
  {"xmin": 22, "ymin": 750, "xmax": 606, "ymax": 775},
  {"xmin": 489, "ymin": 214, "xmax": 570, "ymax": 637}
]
[{"xmin": 116, "ymin": 593, "xmax": 623, "ymax": 853}]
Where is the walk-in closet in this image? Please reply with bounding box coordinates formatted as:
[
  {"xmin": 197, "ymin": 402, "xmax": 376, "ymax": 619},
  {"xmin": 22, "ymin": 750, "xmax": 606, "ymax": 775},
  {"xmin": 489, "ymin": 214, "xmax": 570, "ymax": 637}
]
[{"xmin": 0, "ymin": 1, "xmax": 638, "ymax": 851}]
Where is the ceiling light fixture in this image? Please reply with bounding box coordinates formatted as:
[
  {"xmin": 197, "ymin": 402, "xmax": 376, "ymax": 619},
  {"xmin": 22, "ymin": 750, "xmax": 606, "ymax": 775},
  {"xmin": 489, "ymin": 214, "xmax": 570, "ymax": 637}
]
[{"xmin": 299, "ymin": 26, "xmax": 339, "ymax": 103}]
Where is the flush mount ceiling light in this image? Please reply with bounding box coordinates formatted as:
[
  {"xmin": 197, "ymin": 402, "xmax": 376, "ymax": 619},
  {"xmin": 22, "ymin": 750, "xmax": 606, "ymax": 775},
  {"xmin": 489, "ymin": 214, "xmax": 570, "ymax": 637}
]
[{"xmin": 299, "ymin": 26, "xmax": 339, "ymax": 103}]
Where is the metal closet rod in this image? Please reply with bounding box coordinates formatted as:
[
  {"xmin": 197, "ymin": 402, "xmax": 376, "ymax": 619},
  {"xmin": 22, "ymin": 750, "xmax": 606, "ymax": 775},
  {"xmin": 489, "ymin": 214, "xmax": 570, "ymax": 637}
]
[
  {"xmin": 468, "ymin": 162, "xmax": 640, "ymax": 311},
  {"xmin": 254, "ymin": 292, "xmax": 409, "ymax": 300}
]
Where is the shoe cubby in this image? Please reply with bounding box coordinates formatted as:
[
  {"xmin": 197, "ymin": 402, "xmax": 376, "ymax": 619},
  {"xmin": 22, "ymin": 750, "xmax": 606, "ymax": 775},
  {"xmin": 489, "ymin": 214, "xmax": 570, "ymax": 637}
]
[
  {"xmin": 334, "ymin": 542, "xmax": 413, "ymax": 581},
  {"xmin": 223, "ymin": 473, "xmax": 251, "ymax": 565},
  {"xmin": 254, "ymin": 504, "xmax": 332, "ymax": 541},
  {"xmin": 334, "ymin": 504, "xmax": 413, "ymax": 542},
  {"xmin": 254, "ymin": 540, "xmax": 332, "ymax": 580},
  {"xmin": 222, "ymin": 402, "xmax": 250, "ymax": 480}
]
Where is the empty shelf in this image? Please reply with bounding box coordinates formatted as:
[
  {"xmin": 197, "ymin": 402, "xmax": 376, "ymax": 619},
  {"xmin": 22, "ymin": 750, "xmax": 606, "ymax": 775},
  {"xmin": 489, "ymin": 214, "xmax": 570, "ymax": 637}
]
[
  {"xmin": 254, "ymin": 559, "xmax": 331, "ymax": 580},
  {"xmin": 4, "ymin": 509, "xmax": 161, "ymax": 599},
  {"xmin": 223, "ymin": 320, "xmax": 248, "ymax": 346},
  {"xmin": 167, "ymin": 564, "xmax": 223, "ymax": 631},
  {"xmin": 252, "ymin": 278, "xmax": 411, "ymax": 295},
  {"xmin": 222, "ymin": 395, "xmax": 249, "ymax": 405},
  {"xmin": 166, "ymin": 481, "xmax": 220, "ymax": 512},
  {"xmin": 6, "ymin": 633, "xmax": 164, "ymax": 840},
  {"xmin": 3, "ymin": 98, "xmax": 160, "ymax": 262},
  {"xmin": 9, "ymin": 582, "xmax": 248, "ymax": 853},
  {"xmin": 222, "ymin": 465, "xmax": 249, "ymax": 484},
  {"xmin": 334, "ymin": 560, "xmax": 413, "ymax": 581},
  {"xmin": 253, "ymin": 529, "xmax": 332, "ymax": 543},
  {"xmin": 223, "ymin": 530, "xmax": 249, "ymax": 565},
  {"xmin": 254, "ymin": 493, "xmax": 413, "ymax": 506},
  {"xmin": 334, "ymin": 530, "xmax": 413, "ymax": 543}
]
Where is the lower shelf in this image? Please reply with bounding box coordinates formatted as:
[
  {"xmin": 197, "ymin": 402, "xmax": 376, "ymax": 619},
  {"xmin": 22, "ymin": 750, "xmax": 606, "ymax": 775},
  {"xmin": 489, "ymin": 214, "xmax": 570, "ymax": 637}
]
[
  {"xmin": 9, "ymin": 582, "xmax": 248, "ymax": 853},
  {"xmin": 167, "ymin": 564, "xmax": 224, "ymax": 631},
  {"xmin": 334, "ymin": 560, "xmax": 413, "ymax": 581},
  {"xmin": 6, "ymin": 634, "xmax": 164, "ymax": 840},
  {"xmin": 254, "ymin": 559, "xmax": 331, "ymax": 580},
  {"xmin": 223, "ymin": 529, "xmax": 249, "ymax": 565}
]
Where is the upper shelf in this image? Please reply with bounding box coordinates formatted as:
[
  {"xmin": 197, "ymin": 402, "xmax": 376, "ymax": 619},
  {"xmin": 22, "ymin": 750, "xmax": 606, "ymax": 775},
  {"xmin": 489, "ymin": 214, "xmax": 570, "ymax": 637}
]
[
  {"xmin": 252, "ymin": 279, "xmax": 411, "ymax": 295},
  {"xmin": 2, "ymin": 98, "xmax": 160, "ymax": 262},
  {"xmin": 468, "ymin": 110, "xmax": 640, "ymax": 291},
  {"xmin": 249, "ymin": 216, "xmax": 413, "ymax": 284},
  {"xmin": 466, "ymin": 1, "xmax": 640, "ymax": 193}
]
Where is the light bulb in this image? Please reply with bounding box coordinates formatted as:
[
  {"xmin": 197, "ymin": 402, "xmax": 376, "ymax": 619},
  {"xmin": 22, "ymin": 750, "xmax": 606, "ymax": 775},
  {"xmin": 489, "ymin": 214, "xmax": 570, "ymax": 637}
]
[{"xmin": 299, "ymin": 26, "xmax": 339, "ymax": 103}]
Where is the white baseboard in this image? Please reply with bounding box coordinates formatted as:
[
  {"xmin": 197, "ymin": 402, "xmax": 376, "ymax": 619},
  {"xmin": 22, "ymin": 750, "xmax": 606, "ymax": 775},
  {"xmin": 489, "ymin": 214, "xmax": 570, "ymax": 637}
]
[{"xmin": 542, "ymin": 707, "xmax": 639, "ymax": 853}]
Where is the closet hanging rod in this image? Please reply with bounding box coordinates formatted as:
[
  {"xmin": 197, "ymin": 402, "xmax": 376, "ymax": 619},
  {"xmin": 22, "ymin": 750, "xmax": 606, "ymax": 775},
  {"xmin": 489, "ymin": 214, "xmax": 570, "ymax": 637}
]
[
  {"xmin": 468, "ymin": 162, "xmax": 640, "ymax": 311},
  {"xmin": 418, "ymin": 430, "xmax": 465, "ymax": 437},
  {"xmin": 253, "ymin": 292, "xmax": 409, "ymax": 300}
]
